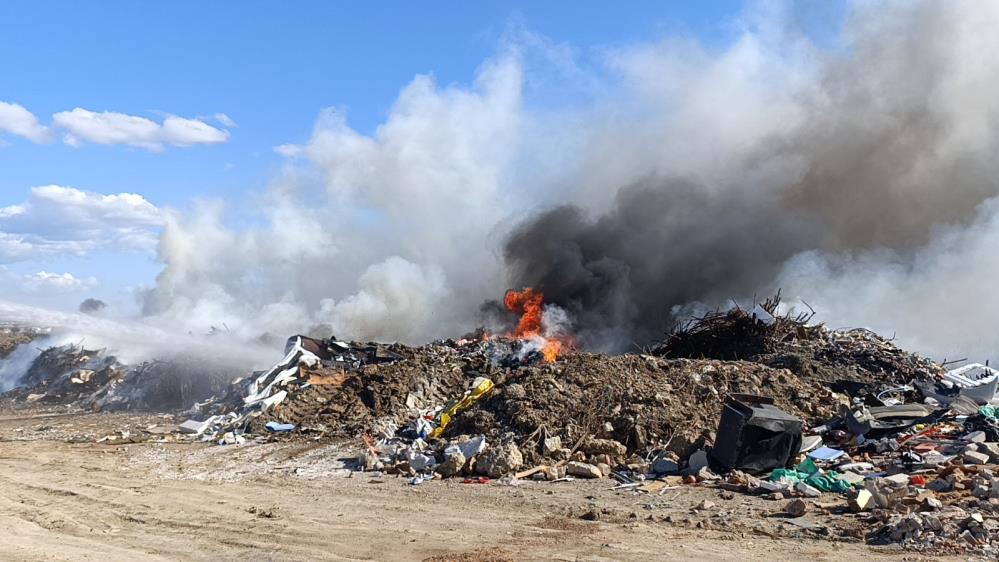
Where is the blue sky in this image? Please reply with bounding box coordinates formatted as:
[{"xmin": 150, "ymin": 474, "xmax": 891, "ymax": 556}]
[{"xmin": 0, "ymin": 0, "xmax": 845, "ymax": 310}]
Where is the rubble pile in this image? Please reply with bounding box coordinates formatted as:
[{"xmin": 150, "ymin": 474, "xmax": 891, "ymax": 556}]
[
  {"xmin": 703, "ymin": 392, "xmax": 999, "ymax": 554},
  {"xmin": 167, "ymin": 297, "xmax": 999, "ymax": 553},
  {"xmin": 654, "ymin": 294, "xmax": 943, "ymax": 386},
  {"xmin": 6, "ymin": 293, "xmax": 999, "ymax": 553},
  {"xmin": 185, "ymin": 333, "xmax": 848, "ymax": 456},
  {"xmin": 1, "ymin": 343, "xmax": 235, "ymax": 412},
  {"xmin": 0, "ymin": 325, "xmax": 47, "ymax": 358}
]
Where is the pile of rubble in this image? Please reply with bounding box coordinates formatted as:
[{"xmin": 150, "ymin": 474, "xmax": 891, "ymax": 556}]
[
  {"xmin": 1, "ymin": 343, "xmax": 236, "ymax": 412},
  {"xmin": 178, "ymin": 333, "xmax": 847, "ymax": 454},
  {"xmin": 654, "ymin": 293, "xmax": 943, "ymax": 386},
  {"xmin": 6, "ymin": 293, "xmax": 999, "ymax": 553},
  {"xmin": 0, "ymin": 324, "xmax": 48, "ymax": 358}
]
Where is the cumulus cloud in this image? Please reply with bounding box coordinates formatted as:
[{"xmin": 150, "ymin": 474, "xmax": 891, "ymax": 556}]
[
  {"xmin": 214, "ymin": 113, "xmax": 237, "ymax": 128},
  {"xmin": 0, "ymin": 101, "xmax": 49, "ymax": 143},
  {"xmin": 1, "ymin": 101, "xmax": 232, "ymax": 150},
  {"xmin": 22, "ymin": 271, "xmax": 97, "ymax": 292},
  {"xmin": 0, "ymin": 185, "xmax": 163, "ymax": 263},
  {"xmin": 53, "ymin": 108, "xmax": 230, "ymax": 150}
]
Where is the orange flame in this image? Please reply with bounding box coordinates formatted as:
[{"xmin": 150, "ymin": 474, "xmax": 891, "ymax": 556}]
[
  {"xmin": 504, "ymin": 288, "xmax": 545, "ymax": 338},
  {"xmin": 541, "ymin": 339, "xmax": 562, "ymax": 363},
  {"xmin": 504, "ymin": 287, "xmax": 570, "ymax": 363}
]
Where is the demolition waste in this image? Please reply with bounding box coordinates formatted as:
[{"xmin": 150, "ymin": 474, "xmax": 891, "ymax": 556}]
[{"xmin": 6, "ymin": 293, "xmax": 999, "ymax": 554}]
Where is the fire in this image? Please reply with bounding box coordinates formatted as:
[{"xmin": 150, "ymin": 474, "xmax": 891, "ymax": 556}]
[
  {"xmin": 504, "ymin": 287, "xmax": 571, "ymax": 363},
  {"xmin": 504, "ymin": 287, "xmax": 544, "ymax": 338},
  {"xmin": 541, "ymin": 339, "xmax": 562, "ymax": 363}
]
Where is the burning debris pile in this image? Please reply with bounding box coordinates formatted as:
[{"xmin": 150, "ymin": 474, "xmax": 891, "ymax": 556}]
[
  {"xmin": 161, "ymin": 291, "xmax": 999, "ymax": 553},
  {"xmin": 5, "ymin": 290, "xmax": 999, "ymax": 553}
]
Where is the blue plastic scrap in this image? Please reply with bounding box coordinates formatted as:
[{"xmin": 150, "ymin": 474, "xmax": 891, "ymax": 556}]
[
  {"xmin": 807, "ymin": 446, "xmax": 846, "ymax": 462},
  {"xmin": 265, "ymin": 421, "xmax": 296, "ymax": 432}
]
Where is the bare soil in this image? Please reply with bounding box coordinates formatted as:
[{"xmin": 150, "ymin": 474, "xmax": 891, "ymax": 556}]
[{"xmin": 0, "ymin": 409, "xmax": 969, "ymax": 561}]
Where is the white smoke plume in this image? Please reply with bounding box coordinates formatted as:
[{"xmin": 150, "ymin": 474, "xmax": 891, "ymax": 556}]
[
  {"xmin": 0, "ymin": 301, "xmax": 276, "ymax": 373},
  {"xmin": 132, "ymin": 0, "xmax": 999, "ymax": 363}
]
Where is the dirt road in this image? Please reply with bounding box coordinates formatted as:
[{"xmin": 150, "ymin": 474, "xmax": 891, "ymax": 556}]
[{"xmin": 0, "ymin": 411, "xmax": 961, "ymax": 561}]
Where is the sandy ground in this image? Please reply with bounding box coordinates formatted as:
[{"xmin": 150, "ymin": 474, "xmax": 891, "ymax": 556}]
[{"xmin": 0, "ymin": 410, "xmax": 971, "ymax": 561}]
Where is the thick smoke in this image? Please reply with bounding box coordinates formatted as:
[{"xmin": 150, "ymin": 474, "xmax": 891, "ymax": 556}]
[
  {"xmin": 504, "ymin": 1, "xmax": 999, "ymax": 356},
  {"xmin": 137, "ymin": 1, "xmax": 999, "ymax": 361}
]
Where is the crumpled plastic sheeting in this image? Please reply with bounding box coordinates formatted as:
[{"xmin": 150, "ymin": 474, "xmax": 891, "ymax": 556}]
[
  {"xmin": 770, "ymin": 458, "xmax": 853, "ymax": 493},
  {"xmin": 199, "ymin": 336, "xmax": 319, "ymax": 441}
]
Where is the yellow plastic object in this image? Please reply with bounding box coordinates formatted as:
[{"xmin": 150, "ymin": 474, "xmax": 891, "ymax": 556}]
[{"xmin": 430, "ymin": 378, "xmax": 495, "ymax": 438}]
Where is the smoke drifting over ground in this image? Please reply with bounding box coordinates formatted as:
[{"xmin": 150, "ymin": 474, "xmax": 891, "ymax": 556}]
[{"xmin": 137, "ymin": 1, "xmax": 999, "ymax": 361}]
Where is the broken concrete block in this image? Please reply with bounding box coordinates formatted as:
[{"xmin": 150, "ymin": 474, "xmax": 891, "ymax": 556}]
[
  {"xmin": 435, "ymin": 451, "xmax": 465, "ymax": 477},
  {"xmin": 884, "ymin": 473, "xmax": 910, "ymax": 486},
  {"xmin": 980, "ymin": 442, "xmax": 999, "ymax": 461},
  {"xmin": 921, "ymin": 514, "xmax": 943, "ymax": 532},
  {"xmin": 476, "ymin": 442, "xmax": 523, "ymax": 478},
  {"xmin": 964, "ymin": 451, "xmax": 990, "ymax": 465},
  {"xmin": 965, "ymin": 431, "xmax": 987, "ymax": 443},
  {"xmin": 759, "ymin": 480, "xmax": 791, "ymax": 493},
  {"xmin": 785, "ymin": 498, "xmax": 809, "ymax": 517},
  {"xmin": 582, "ymin": 438, "xmax": 627, "ymax": 457},
  {"xmin": 839, "ymin": 471, "xmax": 865, "ymax": 486},
  {"xmin": 542, "ymin": 436, "xmax": 562, "ymax": 456},
  {"xmin": 566, "ymin": 461, "xmax": 603, "ymax": 479}
]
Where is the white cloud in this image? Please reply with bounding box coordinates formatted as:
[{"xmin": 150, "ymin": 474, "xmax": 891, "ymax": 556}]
[
  {"xmin": 273, "ymin": 143, "xmax": 303, "ymax": 157},
  {"xmin": 214, "ymin": 113, "xmax": 237, "ymax": 128},
  {"xmin": 23, "ymin": 271, "xmax": 97, "ymax": 292},
  {"xmin": 0, "ymin": 185, "xmax": 164, "ymax": 263},
  {"xmin": 52, "ymin": 108, "xmax": 229, "ymax": 150},
  {"xmin": 0, "ymin": 101, "xmax": 49, "ymax": 143}
]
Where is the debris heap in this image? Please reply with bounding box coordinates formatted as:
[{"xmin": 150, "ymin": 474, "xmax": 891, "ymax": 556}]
[
  {"xmin": 654, "ymin": 294, "xmax": 943, "ymax": 385},
  {"xmin": 7, "ymin": 293, "xmax": 999, "ymax": 554},
  {"xmin": 2, "ymin": 343, "xmax": 235, "ymax": 412}
]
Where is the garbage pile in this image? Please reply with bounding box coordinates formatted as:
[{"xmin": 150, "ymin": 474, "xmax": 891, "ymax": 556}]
[
  {"xmin": 1, "ymin": 343, "xmax": 235, "ymax": 412},
  {"xmin": 639, "ymin": 369, "xmax": 999, "ymax": 554},
  {"xmin": 7, "ymin": 293, "xmax": 999, "ymax": 552},
  {"xmin": 653, "ymin": 293, "xmax": 944, "ymax": 385},
  {"xmin": 182, "ymin": 332, "xmax": 849, "ymax": 453}
]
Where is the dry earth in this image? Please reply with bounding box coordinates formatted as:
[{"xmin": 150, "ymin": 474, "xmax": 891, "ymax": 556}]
[{"xmin": 0, "ymin": 410, "xmax": 975, "ymax": 561}]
